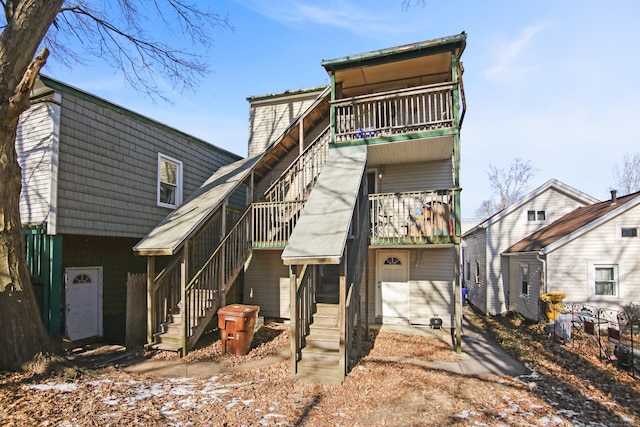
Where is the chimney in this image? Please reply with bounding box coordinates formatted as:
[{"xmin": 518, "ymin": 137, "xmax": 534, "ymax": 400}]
[{"xmin": 611, "ymin": 189, "xmax": 617, "ymax": 205}]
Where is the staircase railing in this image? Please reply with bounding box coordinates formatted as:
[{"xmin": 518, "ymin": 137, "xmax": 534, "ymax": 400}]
[
  {"xmin": 264, "ymin": 126, "xmax": 330, "ymax": 203},
  {"xmin": 339, "ymin": 169, "xmax": 369, "ymax": 378},
  {"xmin": 290, "ymin": 264, "xmax": 318, "ymax": 374},
  {"xmin": 151, "ymin": 254, "xmax": 183, "ymax": 336},
  {"xmin": 333, "ymin": 82, "xmax": 455, "ymax": 143},
  {"xmin": 183, "ymin": 207, "xmax": 253, "ymax": 350},
  {"xmin": 252, "ymin": 200, "xmax": 306, "ymax": 248}
]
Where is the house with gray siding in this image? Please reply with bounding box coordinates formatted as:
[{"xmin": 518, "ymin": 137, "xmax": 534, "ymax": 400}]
[
  {"xmin": 18, "ymin": 75, "xmax": 241, "ymax": 343},
  {"xmin": 504, "ymin": 190, "xmax": 640, "ymax": 321},
  {"xmin": 136, "ymin": 33, "xmax": 468, "ymax": 383},
  {"xmin": 463, "ymin": 179, "xmax": 599, "ymax": 315}
]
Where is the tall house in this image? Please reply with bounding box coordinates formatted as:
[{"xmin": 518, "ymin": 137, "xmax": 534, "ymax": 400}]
[{"xmin": 136, "ymin": 32, "xmax": 467, "ymax": 384}]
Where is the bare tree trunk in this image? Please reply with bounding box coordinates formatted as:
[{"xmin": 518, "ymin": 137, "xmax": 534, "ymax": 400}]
[{"xmin": 0, "ymin": 97, "xmax": 54, "ymax": 371}]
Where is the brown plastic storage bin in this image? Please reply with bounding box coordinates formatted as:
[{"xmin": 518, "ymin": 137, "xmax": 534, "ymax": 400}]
[{"xmin": 217, "ymin": 304, "xmax": 260, "ymax": 355}]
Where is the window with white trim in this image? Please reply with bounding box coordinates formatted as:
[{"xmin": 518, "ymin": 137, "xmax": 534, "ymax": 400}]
[
  {"xmin": 594, "ymin": 265, "xmax": 617, "ymax": 296},
  {"xmin": 527, "ymin": 210, "xmax": 546, "ymax": 222},
  {"xmin": 475, "ymin": 261, "xmax": 480, "ymax": 284},
  {"xmin": 157, "ymin": 153, "xmax": 183, "ymax": 208},
  {"xmin": 520, "ymin": 263, "xmax": 529, "ymax": 295}
]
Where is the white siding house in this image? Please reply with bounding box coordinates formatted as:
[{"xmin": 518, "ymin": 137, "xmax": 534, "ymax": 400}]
[
  {"xmin": 505, "ymin": 191, "xmax": 640, "ymax": 320},
  {"xmin": 463, "ymin": 179, "xmax": 599, "ymax": 315}
]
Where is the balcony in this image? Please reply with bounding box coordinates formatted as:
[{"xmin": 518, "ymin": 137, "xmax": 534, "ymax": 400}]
[
  {"xmin": 369, "ymin": 189, "xmax": 459, "ymax": 245},
  {"xmin": 333, "ymin": 83, "xmax": 460, "ymax": 144}
]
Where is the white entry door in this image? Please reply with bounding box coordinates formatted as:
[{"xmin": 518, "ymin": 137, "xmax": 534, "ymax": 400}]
[
  {"xmin": 65, "ymin": 267, "xmax": 103, "ymax": 341},
  {"xmin": 376, "ymin": 251, "xmax": 410, "ymax": 323}
]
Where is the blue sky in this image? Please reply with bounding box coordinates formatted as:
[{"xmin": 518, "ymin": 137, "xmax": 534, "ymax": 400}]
[{"xmin": 44, "ymin": 1, "xmax": 640, "ymax": 217}]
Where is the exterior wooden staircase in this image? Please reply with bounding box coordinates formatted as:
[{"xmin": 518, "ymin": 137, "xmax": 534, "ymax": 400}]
[{"xmin": 297, "ymin": 303, "xmax": 342, "ymax": 384}]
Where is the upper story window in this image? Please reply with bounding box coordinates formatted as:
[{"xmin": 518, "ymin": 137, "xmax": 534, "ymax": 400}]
[
  {"xmin": 527, "ymin": 210, "xmax": 546, "ymax": 222},
  {"xmin": 621, "ymin": 227, "xmax": 638, "ymax": 238},
  {"xmin": 594, "ymin": 265, "xmax": 617, "ymax": 296},
  {"xmin": 520, "ymin": 263, "xmax": 529, "ymax": 295},
  {"xmin": 158, "ymin": 153, "xmax": 183, "ymax": 208}
]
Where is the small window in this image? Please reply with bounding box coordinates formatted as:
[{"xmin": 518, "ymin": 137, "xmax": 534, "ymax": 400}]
[
  {"xmin": 595, "ymin": 266, "xmax": 616, "ymax": 296},
  {"xmin": 520, "ymin": 263, "xmax": 529, "ymax": 295},
  {"xmin": 527, "ymin": 210, "xmax": 546, "ymax": 222},
  {"xmin": 465, "ymin": 260, "xmax": 470, "ymax": 281},
  {"xmin": 158, "ymin": 153, "xmax": 183, "ymax": 208},
  {"xmin": 621, "ymin": 227, "xmax": 638, "ymax": 238},
  {"xmin": 384, "ymin": 256, "xmax": 402, "ymax": 265},
  {"xmin": 475, "ymin": 261, "xmax": 480, "ymax": 284}
]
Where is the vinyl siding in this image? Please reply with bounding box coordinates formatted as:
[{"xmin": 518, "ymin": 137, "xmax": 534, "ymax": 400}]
[
  {"xmin": 379, "ymin": 159, "xmax": 453, "ymax": 193},
  {"xmin": 408, "ymin": 247, "xmax": 456, "ymax": 327},
  {"xmin": 364, "ymin": 247, "xmax": 455, "ymax": 327},
  {"xmin": 546, "ymin": 206, "xmax": 640, "ymax": 311},
  {"xmin": 485, "ymin": 187, "xmax": 591, "ymax": 315},
  {"xmin": 243, "ymin": 250, "xmax": 290, "ymax": 318},
  {"xmin": 247, "ymin": 92, "xmax": 322, "ymax": 157},
  {"xmin": 507, "ymin": 254, "xmax": 543, "ymax": 321},
  {"xmin": 463, "ymin": 228, "xmax": 487, "ymax": 314},
  {"xmin": 17, "ymin": 101, "xmax": 59, "ymax": 227},
  {"xmin": 55, "ymin": 91, "xmax": 239, "ymax": 237}
]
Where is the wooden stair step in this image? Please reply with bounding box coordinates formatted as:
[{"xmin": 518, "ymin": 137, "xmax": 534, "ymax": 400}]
[
  {"xmin": 300, "ymin": 348, "xmax": 340, "ymax": 364},
  {"xmin": 305, "ymin": 334, "xmax": 340, "ymax": 351},
  {"xmin": 294, "ymin": 370, "xmax": 343, "ymax": 385}
]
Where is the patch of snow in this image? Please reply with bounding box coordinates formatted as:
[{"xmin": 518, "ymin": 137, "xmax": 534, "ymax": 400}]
[{"xmin": 25, "ymin": 382, "xmax": 78, "ymax": 392}]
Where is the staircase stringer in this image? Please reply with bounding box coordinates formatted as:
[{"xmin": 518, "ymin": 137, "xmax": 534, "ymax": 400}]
[{"xmin": 182, "ymin": 207, "xmax": 254, "ymax": 354}]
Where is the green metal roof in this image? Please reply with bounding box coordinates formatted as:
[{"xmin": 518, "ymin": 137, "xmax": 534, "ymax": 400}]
[{"xmin": 321, "ymin": 32, "xmax": 467, "ymax": 72}]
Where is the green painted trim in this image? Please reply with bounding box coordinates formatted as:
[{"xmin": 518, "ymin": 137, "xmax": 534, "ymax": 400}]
[
  {"xmin": 39, "ymin": 75, "xmax": 241, "ymax": 161},
  {"xmin": 322, "ymin": 32, "xmax": 466, "ymax": 72},
  {"xmin": 330, "ymin": 74, "xmax": 336, "ymax": 144},
  {"xmin": 329, "ymin": 128, "xmax": 459, "ymax": 149},
  {"xmin": 48, "ymin": 235, "xmax": 63, "ymax": 336}
]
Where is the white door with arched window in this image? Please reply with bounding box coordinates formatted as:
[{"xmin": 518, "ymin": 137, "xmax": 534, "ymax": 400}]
[
  {"xmin": 376, "ymin": 250, "xmax": 410, "ymax": 323},
  {"xmin": 65, "ymin": 267, "xmax": 103, "ymax": 341}
]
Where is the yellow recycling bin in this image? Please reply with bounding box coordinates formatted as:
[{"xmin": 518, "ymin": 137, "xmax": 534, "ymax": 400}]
[{"xmin": 541, "ymin": 292, "xmax": 566, "ymax": 321}]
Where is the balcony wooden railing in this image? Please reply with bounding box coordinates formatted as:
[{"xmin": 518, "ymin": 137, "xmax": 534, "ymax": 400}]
[
  {"xmin": 369, "ymin": 189, "xmax": 458, "ymax": 245},
  {"xmin": 252, "ymin": 200, "xmax": 306, "ymax": 248},
  {"xmin": 333, "ymin": 83, "xmax": 456, "ymax": 143},
  {"xmin": 264, "ymin": 126, "xmax": 330, "ymax": 203}
]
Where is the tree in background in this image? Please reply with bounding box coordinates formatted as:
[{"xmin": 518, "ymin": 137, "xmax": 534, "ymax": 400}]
[
  {"xmin": 0, "ymin": 0, "xmax": 228, "ymax": 372},
  {"xmin": 611, "ymin": 152, "xmax": 640, "ymax": 196},
  {"xmin": 475, "ymin": 158, "xmax": 537, "ymax": 218}
]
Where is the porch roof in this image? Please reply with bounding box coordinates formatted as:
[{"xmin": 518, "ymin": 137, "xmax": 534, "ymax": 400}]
[
  {"xmin": 282, "ymin": 145, "xmax": 367, "ymax": 265},
  {"xmin": 133, "ymin": 154, "xmax": 262, "ymax": 256}
]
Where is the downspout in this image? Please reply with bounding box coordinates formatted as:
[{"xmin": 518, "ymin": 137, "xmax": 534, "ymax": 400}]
[{"xmin": 536, "ymin": 251, "xmax": 547, "ymax": 322}]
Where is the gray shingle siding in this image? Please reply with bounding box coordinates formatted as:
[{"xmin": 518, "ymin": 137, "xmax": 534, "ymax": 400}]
[{"xmin": 54, "ymin": 91, "xmax": 240, "ymax": 237}]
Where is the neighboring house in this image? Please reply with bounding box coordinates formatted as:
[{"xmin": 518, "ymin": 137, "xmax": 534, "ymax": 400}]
[
  {"xmin": 18, "ymin": 75, "xmax": 241, "ymax": 343},
  {"xmin": 136, "ymin": 32, "xmax": 468, "ymax": 383},
  {"xmin": 463, "ymin": 179, "xmax": 599, "ymax": 315},
  {"xmin": 504, "ymin": 190, "xmax": 640, "ymax": 321}
]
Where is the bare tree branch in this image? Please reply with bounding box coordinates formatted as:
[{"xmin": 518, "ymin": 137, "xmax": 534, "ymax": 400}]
[
  {"xmin": 45, "ymin": 0, "xmax": 232, "ymax": 101},
  {"xmin": 612, "ymin": 152, "xmax": 640, "ymax": 196},
  {"xmin": 475, "ymin": 158, "xmax": 537, "ymax": 218}
]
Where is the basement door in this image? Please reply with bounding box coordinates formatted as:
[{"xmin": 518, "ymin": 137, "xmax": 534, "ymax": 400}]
[
  {"xmin": 65, "ymin": 267, "xmax": 103, "ymax": 341},
  {"xmin": 376, "ymin": 250, "xmax": 410, "ymax": 324}
]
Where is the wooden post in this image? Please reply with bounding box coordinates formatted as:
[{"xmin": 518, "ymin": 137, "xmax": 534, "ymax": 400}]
[
  {"xmin": 146, "ymin": 256, "xmax": 155, "ymax": 345},
  {"xmin": 339, "ymin": 259, "xmax": 346, "ymax": 378},
  {"xmin": 181, "ymin": 242, "xmax": 189, "ymax": 356},
  {"xmin": 289, "ymin": 265, "xmax": 298, "ymax": 376},
  {"xmin": 454, "ymin": 244, "xmax": 462, "ymax": 354}
]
